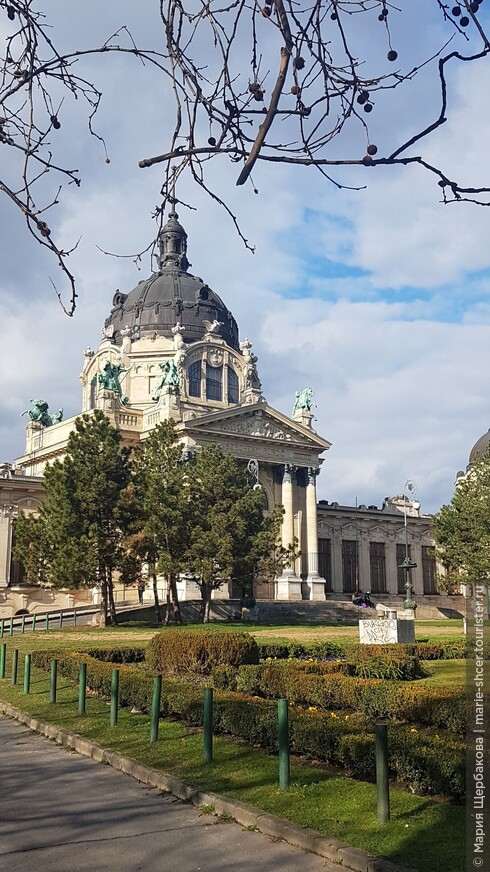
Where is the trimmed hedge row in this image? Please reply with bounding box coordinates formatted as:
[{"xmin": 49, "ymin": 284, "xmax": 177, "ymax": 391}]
[
  {"xmin": 146, "ymin": 630, "xmax": 260, "ymax": 675},
  {"xmin": 31, "ymin": 647, "xmax": 465, "ymax": 798},
  {"xmin": 213, "ymin": 661, "xmax": 465, "ymax": 733},
  {"xmin": 257, "ymin": 638, "xmax": 470, "ymax": 661},
  {"xmin": 342, "ymin": 646, "xmax": 426, "ymax": 680}
]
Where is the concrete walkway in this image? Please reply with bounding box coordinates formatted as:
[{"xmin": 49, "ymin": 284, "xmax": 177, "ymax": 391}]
[{"xmin": 0, "ymin": 715, "xmax": 335, "ymax": 872}]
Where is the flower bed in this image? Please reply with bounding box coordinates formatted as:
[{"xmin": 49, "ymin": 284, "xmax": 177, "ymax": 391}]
[{"xmin": 31, "ymin": 646, "xmax": 465, "ymax": 798}]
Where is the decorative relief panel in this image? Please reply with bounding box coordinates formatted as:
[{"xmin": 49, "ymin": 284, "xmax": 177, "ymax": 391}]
[{"xmin": 201, "ymin": 413, "xmax": 294, "ymax": 441}]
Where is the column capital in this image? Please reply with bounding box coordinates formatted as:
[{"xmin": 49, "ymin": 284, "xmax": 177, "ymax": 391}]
[
  {"xmin": 307, "ymin": 466, "xmax": 320, "ymax": 485},
  {"xmin": 282, "ymin": 463, "xmax": 295, "ymax": 484}
]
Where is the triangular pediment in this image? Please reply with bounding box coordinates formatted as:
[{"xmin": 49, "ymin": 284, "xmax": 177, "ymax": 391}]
[{"xmin": 181, "ymin": 401, "xmax": 331, "ymax": 451}]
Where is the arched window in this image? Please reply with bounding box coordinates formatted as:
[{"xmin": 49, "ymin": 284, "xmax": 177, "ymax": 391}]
[
  {"xmin": 206, "ymin": 363, "xmax": 222, "ymax": 401},
  {"xmin": 188, "ymin": 360, "xmax": 202, "ymax": 397},
  {"xmin": 227, "ymin": 367, "xmax": 239, "ymax": 404},
  {"xmin": 89, "ymin": 376, "xmax": 97, "ymax": 409}
]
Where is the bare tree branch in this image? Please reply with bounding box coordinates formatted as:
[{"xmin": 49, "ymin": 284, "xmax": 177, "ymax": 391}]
[{"xmin": 2, "ymin": 1, "xmax": 490, "ymax": 314}]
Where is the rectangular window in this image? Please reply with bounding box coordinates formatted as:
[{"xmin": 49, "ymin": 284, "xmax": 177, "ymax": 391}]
[
  {"xmin": 370, "ymin": 542, "xmax": 386, "ymax": 593},
  {"xmin": 227, "ymin": 366, "xmax": 239, "ymax": 404},
  {"xmin": 396, "ymin": 543, "xmax": 411, "ymax": 595},
  {"xmin": 206, "ymin": 363, "xmax": 222, "ymax": 401},
  {"xmin": 342, "ymin": 540, "xmax": 357, "ymax": 593},
  {"xmin": 422, "ymin": 546, "xmax": 437, "ymax": 594},
  {"xmin": 188, "ymin": 361, "xmax": 202, "ymax": 398},
  {"xmin": 318, "ymin": 538, "xmax": 332, "ymax": 592}
]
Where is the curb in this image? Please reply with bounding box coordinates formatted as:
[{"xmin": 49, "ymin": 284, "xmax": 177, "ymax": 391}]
[{"xmin": 0, "ymin": 702, "xmax": 417, "ymax": 872}]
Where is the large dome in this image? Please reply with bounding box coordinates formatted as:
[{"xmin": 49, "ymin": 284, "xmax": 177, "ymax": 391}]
[
  {"xmin": 468, "ymin": 428, "xmax": 490, "ymax": 467},
  {"xmin": 104, "ymin": 211, "xmax": 239, "ymax": 350}
]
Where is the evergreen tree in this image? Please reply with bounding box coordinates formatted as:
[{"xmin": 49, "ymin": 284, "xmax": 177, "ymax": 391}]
[
  {"xmin": 13, "ymin": 410, "xmax": 131, "ymax": 624},
  {"xmin": 433, "ymin": 447, "xmax": 490, "ymax": 589},
  {"xmin": 130, "ymin": 421, "xmax": 187, "ymax": 624},
  {"xmin": 184, "ymin": 445, "xmax": 295, "ymax": 622}
]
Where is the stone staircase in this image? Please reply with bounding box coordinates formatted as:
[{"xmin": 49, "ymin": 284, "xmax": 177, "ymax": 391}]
[{"xmin": 255, "ymin": 599, "xmax": 378, "ymax": 625}]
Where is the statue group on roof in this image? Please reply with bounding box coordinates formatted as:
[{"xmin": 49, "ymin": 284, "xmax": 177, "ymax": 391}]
[{"xmin": 22, "ymin": 400, "xmax": 63, "ymax": 427}]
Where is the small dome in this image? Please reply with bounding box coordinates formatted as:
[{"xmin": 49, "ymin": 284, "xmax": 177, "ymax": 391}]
[
  {"xmin": 103, "ymin": 212, "xmax": 239, "ymax": 350},
  {"xmin": 468, "ymin": 428, "xmax": 490, "ymax": 467}
]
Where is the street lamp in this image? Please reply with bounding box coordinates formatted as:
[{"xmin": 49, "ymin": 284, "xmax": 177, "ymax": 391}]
[{"xmin": 398, "ymin": 481, "xmax": 417, "ymax": 612}]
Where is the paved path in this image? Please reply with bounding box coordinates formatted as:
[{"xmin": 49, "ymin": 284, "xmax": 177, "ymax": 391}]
[{"xmin": 0, "ymin": 716, "xmax": 334, "ymax": 872}]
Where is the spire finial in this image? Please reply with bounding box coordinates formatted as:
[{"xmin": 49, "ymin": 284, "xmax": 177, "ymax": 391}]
[{"xmin": 158, "ymin": 206, "xmax": 189, "ymax": 272}]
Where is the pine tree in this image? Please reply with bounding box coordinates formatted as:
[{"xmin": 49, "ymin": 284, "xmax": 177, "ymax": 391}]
[
  {"xmin": 184, "ymin": 445, "xmax": 295, "ymax": 622},
  {"xmin": 433, "ymin": 446, "xmax": 490, "ymax": 590},
  {"xmin": 130, "ymin": 421, "xmax": 188, "ymax": 623},
  {"xmin": 14, "ymin": 410, "xmax": 131, "ymax": 624}
]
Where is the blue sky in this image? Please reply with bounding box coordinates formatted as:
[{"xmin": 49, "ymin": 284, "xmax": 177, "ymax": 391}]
[{"xmin": 2, "ymin": 2, "xmax": 490, "ymax": 515}]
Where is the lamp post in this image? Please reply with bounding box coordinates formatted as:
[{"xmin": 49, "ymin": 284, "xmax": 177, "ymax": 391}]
[{"xmin": 398, "ymin": 481, "xmax": 417, "ymax": 612}]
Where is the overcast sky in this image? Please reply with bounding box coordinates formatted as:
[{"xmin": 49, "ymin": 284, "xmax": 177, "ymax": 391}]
[{"xmin": 2, "ymin": 1, "xmax": 490, "ymax": 515}]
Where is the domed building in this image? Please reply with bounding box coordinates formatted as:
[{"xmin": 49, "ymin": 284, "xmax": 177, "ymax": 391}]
[
  {"xmin": 0, "ymin": 213, "xmax": 332, "ymax": 612},
  {"xmin": 0, "ymin": 214, "xmax": 465, "ymax": 620}
]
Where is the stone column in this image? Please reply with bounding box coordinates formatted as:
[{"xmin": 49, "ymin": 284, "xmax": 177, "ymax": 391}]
[
  {"xmin": 276, "ymin": 464, "xmax": 302, "ymax": 600},
  {"xmin": 305, "ymin": 467, "xmax": 325, "ymax": 600},
  {"xmin": 358, "ymin": 530, "xmax": 370, "ymax": 594}
]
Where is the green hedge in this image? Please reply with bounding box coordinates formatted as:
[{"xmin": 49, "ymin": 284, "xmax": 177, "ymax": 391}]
[
  {"xmin": 31, "ymin": 648, "xmax": 465, "ymax": 798},
  {"xmin": 342, "ymin": 646, "xmax": 426, "ymax": 680},
  {"xmin": 132, "ymin": 630, "xmax": 259, "ymax": 676},
  {"xmin": 213, "ymin": 660, "xmax": 465, "ymax": 733},
  {"xmin": 257, "ymin": 638, "xmax": 470, "ymax": 661}
]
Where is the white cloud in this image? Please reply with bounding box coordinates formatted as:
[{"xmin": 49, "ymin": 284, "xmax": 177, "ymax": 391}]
[{"xmin": 2, "ymin": 2, "xmax": 490, "ymax": 523}]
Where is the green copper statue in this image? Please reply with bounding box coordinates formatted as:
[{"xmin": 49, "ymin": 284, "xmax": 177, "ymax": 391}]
[
  {"xmin": 98, "ymin": 361, "xmax": 127, "ymax": 402},
  {"xmin": 292, "ymin": 387, "xmax": 314, "ymax": 415},
  {"xmin": 152, "ymin": 359, "xmax": 180, "ymax": 401},
  {"xmin": 22, "ymin": 400, "xmax": 63, "ymax": 427}
]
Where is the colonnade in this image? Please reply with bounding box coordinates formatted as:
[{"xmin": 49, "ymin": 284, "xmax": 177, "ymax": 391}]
[{"xmin": 275, "ymin": 463, "xmax": 325, "ymax": 601}]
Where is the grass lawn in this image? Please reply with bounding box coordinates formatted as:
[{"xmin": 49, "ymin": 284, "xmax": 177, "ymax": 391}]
[
  {"xmin": 420, "ymin": 659, "xmax": 466, "ymax": 688},
  {"xmin": 0, "ymin": 625, "xmax": 466, "ymax": 872}
]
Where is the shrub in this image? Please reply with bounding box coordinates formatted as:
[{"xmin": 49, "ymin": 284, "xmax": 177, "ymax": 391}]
[
  {"xmin": 257, "ymin": 638, "xmax": 474, "ymax": 662},
  {"xmin": 213, "ymin": 658, "xmax": 465, "ymax": 733},
  {"xmin": 31, "ymin": 648, "xmax": 465, "ymax": 798},
  {"xmin": 343, "ymin": 646, "xmax": 427, "ymax": 680},
  {"xmin": 146, "ymin": 629, "xmax": 259, "ymax": 676}
]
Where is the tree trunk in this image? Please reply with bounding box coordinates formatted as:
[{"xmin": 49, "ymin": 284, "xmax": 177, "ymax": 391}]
[
  {"xmin": 151, "ymin": 569, "xmax": 162, "ymax": 623},
  {"xmin": 100, "ymin": 570, "xmax": 108, "ymax": 627},
  {"xmin": 164, "ymin": 573, "xmax": 183, "ymax": 624},
  {"xmin": 107, "ymin": 567, "xmax": 118, "ymax": 625},
  {"xmin": 200, "ymin": 582, "xmax": 211, "ymax": 623}
]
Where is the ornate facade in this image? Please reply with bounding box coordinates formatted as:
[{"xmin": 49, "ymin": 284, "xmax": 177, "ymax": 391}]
[
  {"xmin": 0, "ymin": 212, "xmax": 331, "ymax": 613},
  {"xmin": 0, "ymin": 212, "xmax": 465, "ymax": 617}
]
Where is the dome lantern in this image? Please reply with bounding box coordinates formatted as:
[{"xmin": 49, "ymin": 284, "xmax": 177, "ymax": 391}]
[{"xmin": 158, "ymin": 210, "xmax": 189, "ymax": 272}]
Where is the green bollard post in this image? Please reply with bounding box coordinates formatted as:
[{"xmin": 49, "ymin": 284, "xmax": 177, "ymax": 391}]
[
  {"xmin": 50, "ymin": 659, "xmax": 58, "ymax": 703},
  {"xmin": 23, "ymin": 654, "xmax": 31, "ymax": 693},
  {"xmin": 375, "ymin": 723, "xmax": 391, "ymax": 824},
  {"xmin": 78, "ymin": 662, "xmax": 87, "ymax": 716},
  {"xmin": 21, "ymin": 615, "xmax": 26, "ymax": 634},
  {"xmin": 45, "ymin": 612, "xmax": 49, "ymax": 631},
  {"xmin": 73, "ymin": 610, "xmax": 77, "ymax": 627},
  {"xmin": 32, "ymin": 613, "xmax": 37, "ymax": 632},
  {"xmin": 59, "ymin": 612, "xmax": 63, "ymax": 629},
  {"xmin": 149, "ymin": 675, "xmax": 162, "ymax": 742},
  {"xmin": 0, "ymin": 619, "xmax": 4, "ymax": 639},
  {"xmin": 11, "ymin": 648, "xmax": 19, "ymax": 685},
  {"xmin": 0, "ymin": 642, "xmax": 6, "ymax": 678},
  {"xmin": 9, "ymin": 617, "xmax": 13, "ymax": 636},
  {"xmin": 203, "ymin": 687, "xmax": 213, "ymax": 763},
  {"xmin": 278, "ymin": 698, "xmax": 290, "ymax": 790},
  {"xmin": 110, "ymin": 669, "xmax": 119, "ymax": 726}
]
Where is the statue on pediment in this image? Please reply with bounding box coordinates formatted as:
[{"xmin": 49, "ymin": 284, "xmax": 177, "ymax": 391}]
[{"xmin": 292, "ymin": 387, "xmax": 314, "ymax": 414}]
